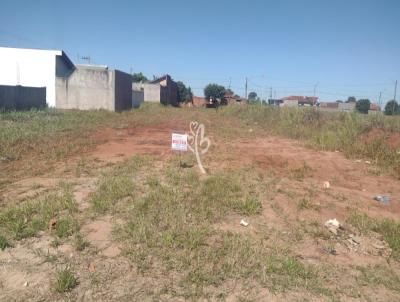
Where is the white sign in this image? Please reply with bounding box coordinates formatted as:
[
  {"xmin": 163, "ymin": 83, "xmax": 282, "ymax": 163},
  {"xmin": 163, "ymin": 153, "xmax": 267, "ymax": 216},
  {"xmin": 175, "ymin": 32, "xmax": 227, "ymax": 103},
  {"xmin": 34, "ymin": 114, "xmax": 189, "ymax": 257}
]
[{"xmin": 171, "ymin": 133, "xmax": 188, "ymax": 151}]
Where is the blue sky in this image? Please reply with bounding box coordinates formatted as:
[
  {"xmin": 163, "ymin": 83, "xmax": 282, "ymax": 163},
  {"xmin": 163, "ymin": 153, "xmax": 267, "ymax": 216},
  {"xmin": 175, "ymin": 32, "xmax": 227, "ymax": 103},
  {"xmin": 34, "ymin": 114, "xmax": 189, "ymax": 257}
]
[{"xmin": 1, "ymin": 0, "xmax": 399, "ymax": 104}]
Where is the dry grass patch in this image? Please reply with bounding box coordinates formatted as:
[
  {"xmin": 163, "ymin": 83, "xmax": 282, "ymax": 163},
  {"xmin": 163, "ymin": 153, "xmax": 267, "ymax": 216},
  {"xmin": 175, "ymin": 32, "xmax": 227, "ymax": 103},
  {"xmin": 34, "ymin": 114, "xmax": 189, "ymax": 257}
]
[{"xmin": 0, "ymin": 183, "xmax": 77, "ymax": 241}]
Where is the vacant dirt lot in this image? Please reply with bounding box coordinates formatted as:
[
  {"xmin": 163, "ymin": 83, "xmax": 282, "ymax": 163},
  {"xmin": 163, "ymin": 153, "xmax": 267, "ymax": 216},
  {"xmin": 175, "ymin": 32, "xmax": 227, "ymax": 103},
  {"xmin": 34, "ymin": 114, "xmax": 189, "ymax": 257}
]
[{"xmin": 1, "ymin": 106, "xmax": 400, "ymax": 301}]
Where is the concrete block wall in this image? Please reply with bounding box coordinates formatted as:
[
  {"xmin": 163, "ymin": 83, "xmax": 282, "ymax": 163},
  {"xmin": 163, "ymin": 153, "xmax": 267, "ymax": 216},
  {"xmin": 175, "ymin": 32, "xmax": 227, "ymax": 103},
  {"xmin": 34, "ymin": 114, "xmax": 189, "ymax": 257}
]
[
  {"xmin": 56, "ymin": 66, "xmax": 132, "ymax": 111},
  {"xmin": 143, "ymin": 83, "xmax": 161, "ymax": 102},
  {"xmin": 114, "ymin": 70, "xmax": 133, "ymax": 111},
  {"xmin": 0, "ymin": 85, "xmax": 46, "ymax": 110},
  {"xmin": 132, "ymin": 91, "xmax": 144, "ymax": 108}
]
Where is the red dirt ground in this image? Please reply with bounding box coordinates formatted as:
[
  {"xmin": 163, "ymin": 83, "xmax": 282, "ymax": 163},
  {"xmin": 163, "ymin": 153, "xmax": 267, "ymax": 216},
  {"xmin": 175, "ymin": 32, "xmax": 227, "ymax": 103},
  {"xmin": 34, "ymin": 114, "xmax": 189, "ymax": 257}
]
[{"xmin": 2, "ymin": 120, "xmax": 400, "ymax": 301}]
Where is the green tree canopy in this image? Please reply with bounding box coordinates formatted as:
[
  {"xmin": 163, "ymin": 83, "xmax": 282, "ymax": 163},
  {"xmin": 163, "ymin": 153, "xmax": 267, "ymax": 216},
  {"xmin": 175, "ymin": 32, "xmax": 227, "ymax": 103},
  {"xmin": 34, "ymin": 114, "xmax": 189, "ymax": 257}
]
[
  {"xmin": 384, "ymin": 100, "xmax": 400, "ymax": 115},
  {"xmin": 176, "ymin": 81, "xmax": 193, "ymax": 103},
  {"xmin": 347, "ymin": 96, "xmax": 356, "ymax": 103},
  {"xmin": 248, "ymin": 92, "xmax": 257, "ymax": 101},
  {"xmin": 204, "ymin": 83, "xmax": 226, "ymax": 101},
  {"xmin": 132, "ymin": 72, "xmax": 148, "ymax": 83},
  {"xmin": 355, "ymin": 99, "xmax": 371, "ymax": 114}
]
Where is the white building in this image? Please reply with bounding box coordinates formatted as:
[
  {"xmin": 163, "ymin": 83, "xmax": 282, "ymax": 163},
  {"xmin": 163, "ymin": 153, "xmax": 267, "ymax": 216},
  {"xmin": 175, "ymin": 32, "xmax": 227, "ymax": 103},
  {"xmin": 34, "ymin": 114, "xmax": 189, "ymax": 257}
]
[{"xmin": 0, "ymin": 47, "xmax": 74, "ymax": 107}]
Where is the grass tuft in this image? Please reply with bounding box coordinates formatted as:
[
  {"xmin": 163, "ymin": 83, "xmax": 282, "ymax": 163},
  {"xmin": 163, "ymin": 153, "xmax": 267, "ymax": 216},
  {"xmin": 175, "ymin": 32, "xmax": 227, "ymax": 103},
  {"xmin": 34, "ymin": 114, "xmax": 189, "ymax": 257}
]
[
  {"xmin": 54, "ymin": 217, "xmax": 76, "ymax": 238},
  {"xmin": 0, "ymin": 234, "xmax": 11, "ymax": 250},
  {"xmin": 55, "ymin": 268, "xmax": 78, "ymax": 293},
  {"xmin": 73, "ymin": 233, "xmax": 90, "ymax": 251},
  {"xmin": 347, "ymin": 211, "xmax": 400, "ymax": 260},
  {"xmin": 89, "ymin": 175, "xmax": 134, "ymax": 213},
  {"xmin": 0, "ymin": 184, "xmax": 77, "ymax": 240}
]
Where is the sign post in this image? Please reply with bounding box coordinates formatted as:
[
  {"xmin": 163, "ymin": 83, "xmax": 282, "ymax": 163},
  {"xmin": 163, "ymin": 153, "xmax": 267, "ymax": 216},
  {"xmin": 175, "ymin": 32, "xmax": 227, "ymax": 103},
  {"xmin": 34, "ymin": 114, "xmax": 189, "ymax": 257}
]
[{"xmin": 171, "ymin": 133, "xmax": 188, "ymax": 167}]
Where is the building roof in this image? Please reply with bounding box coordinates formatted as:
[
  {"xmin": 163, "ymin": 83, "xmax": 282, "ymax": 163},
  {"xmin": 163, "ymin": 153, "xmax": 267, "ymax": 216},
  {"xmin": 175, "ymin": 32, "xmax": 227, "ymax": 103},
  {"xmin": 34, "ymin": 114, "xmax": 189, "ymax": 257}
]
[
  {"xmin": 281, "ymin": 95, "xmax": 318, "ymax": 104},
  {"xmin": 0, "ymin": 46, "xmax": 75, "ymax": 70},
  {"xmin": 75, "ymin": 64, "xmax": 108, "ymax": 70},
  {"xmin": 370, "ymin": 103, "xmax": 380, "ymax": 111},
  {"xmin": 150, "ymin": 74, "xmax": 173, "ymax": 84}
]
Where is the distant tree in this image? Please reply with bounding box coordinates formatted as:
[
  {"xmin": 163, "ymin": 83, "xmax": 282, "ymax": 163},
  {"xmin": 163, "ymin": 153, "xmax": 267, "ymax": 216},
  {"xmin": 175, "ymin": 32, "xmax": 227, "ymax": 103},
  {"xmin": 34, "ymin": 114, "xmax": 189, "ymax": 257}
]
[
  {"xmin": 176, "ymin": 81, "xmax": 193, "ymax": 103},
  {"xmin": 204, "ymin": 83, "xmax": 226, "ymax": 101},
  {"xmin": 384, "ymin": 100, "xmax": 400, "ymax": 115},
  {"xmin": 335, "ymin": 100, "xmax": 343, "ymax": 103},
  {"xmin": 347, "ymin": 96, "xmax": 356, "ymax": 103},
  {"xmin": 355, "ymin": 99, "xmax": 371, "ymax": 114},
  {"xmin": 248, "ymin": 92, "xmax": 257, "ymax": 101},
  {"xmin": 132, "ymin": 72, "xmax": 148, "ymax": 83}
]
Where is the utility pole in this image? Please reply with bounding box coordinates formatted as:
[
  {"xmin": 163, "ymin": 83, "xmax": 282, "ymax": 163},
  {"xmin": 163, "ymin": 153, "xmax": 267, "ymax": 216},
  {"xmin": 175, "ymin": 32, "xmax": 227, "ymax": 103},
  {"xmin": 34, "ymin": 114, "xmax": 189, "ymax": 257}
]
[
  {"xmin": 228, "ymin": 77, "xmax": 232, "ymax": 90},
  {"xmin": 270, "ymin": 87, "xmax": 272, "ymax": 99},
  {"xmin": 394, "ymin": 80, "xmax": 398, "ymax": 102},
  {"xmin": 245, "ymin": 77, "xmax": 248, "ymax": 99},
  {"xmin": 378, "ymin": 91, "xmax": 382, "ymax": 108},
  {"xmin": 313, "ymin": 82, "xmax": 319, "ymax": 97}
]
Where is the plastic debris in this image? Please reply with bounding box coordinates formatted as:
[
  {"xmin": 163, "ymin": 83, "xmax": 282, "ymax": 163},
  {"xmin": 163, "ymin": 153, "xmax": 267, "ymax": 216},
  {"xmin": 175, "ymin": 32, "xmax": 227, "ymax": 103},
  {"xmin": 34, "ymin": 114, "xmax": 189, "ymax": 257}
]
[
  {"xmin": 348, "ymin": 234, "xmax": 361, "ymax": 245},
  {"xmin": 374, "ymin": 195, "xmax": 390, "ymax": 204},
  {"xmin": 325, "ymin": 218, "xmax": 340, "ymax": 235},
  {"xmin": 372, "ymin": 243, "xmax": 386, "ymax": 250},
  {"xmin": 240, "ymin": 219, "xmax": 249, "ymax": 227},
  {"xmin": 355, "ymin": 159, "xmax": 362, "ymax": 163},
  {"xmin": 322, "ymin": 247, "xmax": 337, "ymax": 255},
  {"xmin": 88, "ymin": 262, "xmax": 96, "ymax": 273},
  {"xmin": 365, "ymin": 160, "xmax": 371, "ymax": 164},
  {"xmin": 323, "ymin": 181, "xmax": 330, "ymax": 189},
  {"xmin": 24, "ymin": 281, "xmax": 28, "ymax": 287}
]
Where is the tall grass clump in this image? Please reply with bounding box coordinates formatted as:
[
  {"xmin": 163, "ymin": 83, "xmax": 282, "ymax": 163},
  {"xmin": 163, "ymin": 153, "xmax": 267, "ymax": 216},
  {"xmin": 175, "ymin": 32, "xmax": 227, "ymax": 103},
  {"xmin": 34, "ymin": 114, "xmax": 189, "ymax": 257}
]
[{"xmin": 222, "ymin": 105, "xmax": 400, "ymax": 177}]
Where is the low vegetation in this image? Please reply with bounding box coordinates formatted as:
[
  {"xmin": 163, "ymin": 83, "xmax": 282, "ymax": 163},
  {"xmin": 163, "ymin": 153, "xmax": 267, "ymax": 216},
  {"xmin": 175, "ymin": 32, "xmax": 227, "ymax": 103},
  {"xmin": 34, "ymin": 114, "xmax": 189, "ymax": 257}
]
[
  {"xmin": 347, "ymin": 211, "xmax": 400, "ymax": 260},
  {"xmin": 0, "ymin": 183, "xmax": 77, "ymax": 241},
  {"xmin": 1, "ymin": 104, "xmax": 400, "ymax": 300},
  {"xmin": 55, "ymin": 268, "xmax": 78, "ymax": 293},
  {"xmin": 223, "ymin": 105, "xmax": 400, "ymax": 177}
]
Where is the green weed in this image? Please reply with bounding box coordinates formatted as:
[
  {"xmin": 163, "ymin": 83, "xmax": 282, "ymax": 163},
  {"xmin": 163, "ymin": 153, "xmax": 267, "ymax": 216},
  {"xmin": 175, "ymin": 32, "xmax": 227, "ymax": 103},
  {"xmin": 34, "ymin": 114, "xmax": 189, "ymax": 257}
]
[
  {"xmin": 54, "ymin": 217, "xmax": 76, "ymax": 238},
  {"xmin": 55, "ymin": 268, "xmax": 78, "ymax": 293},
  {"xmin": 73, "ymin": 233, "xmax": 90, "ymax": 251},
  {"xmin": 0, "ymin": 234, "xmax": 10, "ymax": 250},
  {"xmin": 0, "ymin": 184, "xmax": 77, "ymax": 240},
  {"xmin": 89, "ymin": 175, "xmax": 134, "ymax": 213},
  {"xmin": 347, "ymin": 211, "xmax": 400, "ymax": 260}
]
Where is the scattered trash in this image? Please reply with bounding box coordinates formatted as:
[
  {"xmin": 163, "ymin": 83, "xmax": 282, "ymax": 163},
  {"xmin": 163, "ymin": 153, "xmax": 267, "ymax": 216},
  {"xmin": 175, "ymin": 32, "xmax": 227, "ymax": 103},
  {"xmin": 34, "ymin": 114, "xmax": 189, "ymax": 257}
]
[
  {"xmin": 322, "ymin": 247, "xmax": 337, "ymax": 255},
  {"xmin": 88, "ymin": 262, "xmax": 96, "ymax": 273},
  {"xmin": 48, "ymin": 218, "xmax": 57, "ymax": 230},
  {"xmin": 365, "ymin": 160, "xmax": 371, "ymax": 164},
  {"xmin": 249, "ymin": 129, "xmax": 253, "ymax": 133},
  {"xmin": 355, "ymin": 159, "xmax": 362, "ymax": 163},
  {"xmin": 323, "ymin": 181, "xmax": 330, "ymax": 189},
  {"xmin": 23, "ymin": 281, "xmax": 28, "ymax": 287},
  {"xmin": 348, "ymin": 234, "xmax": 361, "ymax": 246},
  {"xmin": 374, "ymin": 195, "xmax": 390, "ymax": 205},
  {"xmin": 371, "ymin": 243, "xmax": 386, "ymax": 250},
  {"xmin": 324, "ymin": 218, "xmax": 340, "ymax": 235},
  {"xmin": 335, "ymin": 150, "xmax": 339, "ymax": 153},
  {"xmin": 240, "ymin": 219, "xmax": 249, "ymax": 227},
  {"xmin": 0, "ymin": 156, "xmax": 15, "ymax": 162}
]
